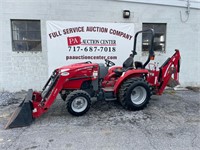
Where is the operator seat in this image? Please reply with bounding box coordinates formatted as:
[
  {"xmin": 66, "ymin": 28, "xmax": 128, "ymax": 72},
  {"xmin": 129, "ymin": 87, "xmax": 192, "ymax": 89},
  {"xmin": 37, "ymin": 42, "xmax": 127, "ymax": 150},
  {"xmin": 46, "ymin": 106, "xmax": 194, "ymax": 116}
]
[{"xmin": 114, "ymin": 54, "xmax": 134, "ymax": 76}]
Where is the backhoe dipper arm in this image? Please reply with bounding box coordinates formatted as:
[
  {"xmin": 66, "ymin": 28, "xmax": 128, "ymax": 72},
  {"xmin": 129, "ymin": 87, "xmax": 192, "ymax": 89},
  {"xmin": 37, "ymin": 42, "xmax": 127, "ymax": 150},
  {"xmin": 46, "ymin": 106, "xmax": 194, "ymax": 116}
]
[{"xmin": 157, "ymin": 50, "xmax": 181, "ymax": 95}]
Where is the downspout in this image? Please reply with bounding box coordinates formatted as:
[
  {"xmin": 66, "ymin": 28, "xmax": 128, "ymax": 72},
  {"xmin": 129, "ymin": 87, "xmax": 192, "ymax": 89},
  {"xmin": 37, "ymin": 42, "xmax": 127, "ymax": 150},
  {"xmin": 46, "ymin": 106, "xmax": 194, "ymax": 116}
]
[{"xmin": 180, "ymin": 0, "xmax": 191, "ymax": 22}]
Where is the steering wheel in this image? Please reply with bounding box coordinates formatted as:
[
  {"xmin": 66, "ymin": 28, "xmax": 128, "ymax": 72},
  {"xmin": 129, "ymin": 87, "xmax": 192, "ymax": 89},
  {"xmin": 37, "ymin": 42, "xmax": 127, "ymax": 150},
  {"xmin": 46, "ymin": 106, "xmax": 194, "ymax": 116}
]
[
  {"xmin": 105, "ymin": 59, "xmax": 115, "ymax": 67},
  {"xmin": 85, "ymin": 61, "xmax": 92, "ymax": 64}
]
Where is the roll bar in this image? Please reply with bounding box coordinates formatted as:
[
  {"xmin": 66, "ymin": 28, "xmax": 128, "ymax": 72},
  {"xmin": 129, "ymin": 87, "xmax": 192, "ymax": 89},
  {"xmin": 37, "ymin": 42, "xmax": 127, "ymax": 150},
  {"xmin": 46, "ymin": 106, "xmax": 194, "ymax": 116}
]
[{"xmin": 132, "ymin": 28, "xmax": 155, "ymax": 68}]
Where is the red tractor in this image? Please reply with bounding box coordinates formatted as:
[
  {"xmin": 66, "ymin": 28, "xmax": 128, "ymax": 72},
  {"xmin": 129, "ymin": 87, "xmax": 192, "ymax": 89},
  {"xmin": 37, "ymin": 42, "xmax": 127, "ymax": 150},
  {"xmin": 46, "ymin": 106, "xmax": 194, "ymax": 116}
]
[{"xmin": 6, "ymin": 29, "xmax": 181, "ymax": 128}]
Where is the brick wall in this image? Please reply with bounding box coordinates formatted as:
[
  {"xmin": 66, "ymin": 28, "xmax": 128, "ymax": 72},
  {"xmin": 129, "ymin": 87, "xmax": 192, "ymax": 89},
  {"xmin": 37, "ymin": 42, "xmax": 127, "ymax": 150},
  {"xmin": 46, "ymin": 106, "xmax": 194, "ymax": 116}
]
[{"xmin": 0, "ymin": 0, "xmax": 200, "ymax": 91}]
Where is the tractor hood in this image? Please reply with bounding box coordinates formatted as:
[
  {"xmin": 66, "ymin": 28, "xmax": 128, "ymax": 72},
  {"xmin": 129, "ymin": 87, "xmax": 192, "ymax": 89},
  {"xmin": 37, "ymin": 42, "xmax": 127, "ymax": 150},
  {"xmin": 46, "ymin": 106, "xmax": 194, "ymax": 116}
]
[{"xmin": 57, "ymin": 62, "xmax": 98, "ymax": 72}]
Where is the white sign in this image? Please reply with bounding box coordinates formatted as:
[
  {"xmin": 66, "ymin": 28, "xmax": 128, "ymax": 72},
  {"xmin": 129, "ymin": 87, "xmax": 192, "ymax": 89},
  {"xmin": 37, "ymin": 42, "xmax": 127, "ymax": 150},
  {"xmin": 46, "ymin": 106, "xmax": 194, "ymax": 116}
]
[{"xmin": 46, "ymin": 21, "xmax": 134, "ymax": 74}]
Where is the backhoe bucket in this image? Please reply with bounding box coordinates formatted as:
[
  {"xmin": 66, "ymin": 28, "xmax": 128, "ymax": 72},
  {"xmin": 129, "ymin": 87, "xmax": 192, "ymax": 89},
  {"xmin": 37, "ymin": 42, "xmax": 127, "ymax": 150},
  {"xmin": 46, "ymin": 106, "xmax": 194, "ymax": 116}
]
[
  {"xmin": 167, "ymin": 77, "xmax": 179, "ymax": 88},
  {"xmin": 5, "ymin": 89, "xmax": 34, "ymax": 129}
]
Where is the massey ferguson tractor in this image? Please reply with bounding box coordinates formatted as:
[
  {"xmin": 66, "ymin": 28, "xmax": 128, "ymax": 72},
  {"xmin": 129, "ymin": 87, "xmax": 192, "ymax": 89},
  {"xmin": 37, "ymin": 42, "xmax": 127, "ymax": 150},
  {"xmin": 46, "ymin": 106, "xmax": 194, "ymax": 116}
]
[{"xmin": 5, "ymin": 29, "xmax": 181, "ymax": 129}]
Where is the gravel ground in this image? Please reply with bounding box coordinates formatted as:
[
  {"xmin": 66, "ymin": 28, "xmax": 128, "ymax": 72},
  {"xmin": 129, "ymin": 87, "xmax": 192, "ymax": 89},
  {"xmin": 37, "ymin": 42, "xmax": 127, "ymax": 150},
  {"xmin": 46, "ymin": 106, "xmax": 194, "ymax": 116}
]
[
  {"xmin": 0, "ymin": 91, "xmax": 27, "ymax": 106},
  {"xmin": 0, "ymin": 89, "xmax": 199, "ymax": 150}
]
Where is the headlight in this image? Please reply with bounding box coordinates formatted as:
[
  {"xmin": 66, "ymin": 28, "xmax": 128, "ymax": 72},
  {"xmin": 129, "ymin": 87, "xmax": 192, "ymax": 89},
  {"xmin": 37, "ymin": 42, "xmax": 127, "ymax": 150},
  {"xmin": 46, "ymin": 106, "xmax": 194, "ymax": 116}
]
[
  {"xmin": 61, "ymin": 72, "xmax": 69, "ymax": 76},
  {"xmin": 60, "ymin": 69, "xmax": 70, "ymax": 76}
]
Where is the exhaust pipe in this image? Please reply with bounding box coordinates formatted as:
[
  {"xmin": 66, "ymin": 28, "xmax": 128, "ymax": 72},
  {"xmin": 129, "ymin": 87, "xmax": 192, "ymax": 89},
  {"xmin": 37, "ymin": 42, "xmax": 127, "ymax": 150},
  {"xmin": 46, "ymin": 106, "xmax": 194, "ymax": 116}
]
[{"xmin": 5, "ymin": 89, "xmax": 34, "ymax": 129}]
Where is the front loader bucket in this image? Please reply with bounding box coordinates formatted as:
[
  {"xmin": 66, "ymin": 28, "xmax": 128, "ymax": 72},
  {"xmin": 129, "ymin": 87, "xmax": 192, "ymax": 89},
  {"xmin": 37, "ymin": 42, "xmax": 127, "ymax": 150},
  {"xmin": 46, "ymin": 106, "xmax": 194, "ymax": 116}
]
[{"xmin": 5, "ymin": 89, "xmax": 34, "ymax": 129}]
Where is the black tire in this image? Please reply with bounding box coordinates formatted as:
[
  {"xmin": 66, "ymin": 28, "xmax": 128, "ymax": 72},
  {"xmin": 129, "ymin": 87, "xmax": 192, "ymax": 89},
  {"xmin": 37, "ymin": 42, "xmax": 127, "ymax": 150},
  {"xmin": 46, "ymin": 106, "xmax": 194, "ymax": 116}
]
[
  {"xmin": 118, "ymin": 77, "xmax": 151, "ymax": 110},
  {"xmin": 60, "ymin": 90, "xmax": 72, "ymax": 101},
  {"xmin": 60, "ymin": 93, "xmax": 67, "ymax": 101},
  {"xmin": 66, "ymin": 90, "xmax": 91, "ymax": 116}
]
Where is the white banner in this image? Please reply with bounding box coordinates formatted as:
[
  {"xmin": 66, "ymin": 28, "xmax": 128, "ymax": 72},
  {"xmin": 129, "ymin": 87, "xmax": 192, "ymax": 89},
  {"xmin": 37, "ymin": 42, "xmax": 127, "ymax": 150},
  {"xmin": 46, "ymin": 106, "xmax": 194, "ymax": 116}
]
[{"xmin": 46, "ymin": 21, "xmax": 134, "ymax": 74}]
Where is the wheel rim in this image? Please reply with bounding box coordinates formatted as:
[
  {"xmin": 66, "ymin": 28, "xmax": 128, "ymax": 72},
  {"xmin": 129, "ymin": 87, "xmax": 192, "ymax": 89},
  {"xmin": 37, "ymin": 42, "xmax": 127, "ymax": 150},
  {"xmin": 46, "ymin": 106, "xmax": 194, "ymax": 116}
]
[
  {"xmin": 71, "ymin": 97, "xmax": 88, "ymax": 113},
  {"xmin": 131, "ymin": 86, "xmax": 147, "ymax": 105}
]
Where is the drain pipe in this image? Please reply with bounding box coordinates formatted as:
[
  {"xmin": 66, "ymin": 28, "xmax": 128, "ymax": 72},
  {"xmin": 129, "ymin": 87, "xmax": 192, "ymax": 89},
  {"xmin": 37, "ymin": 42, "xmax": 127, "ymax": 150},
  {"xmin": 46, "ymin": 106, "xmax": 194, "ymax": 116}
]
[{"xmin": 180, "ymin": 0, "xmax": 191, "ymax": 22}]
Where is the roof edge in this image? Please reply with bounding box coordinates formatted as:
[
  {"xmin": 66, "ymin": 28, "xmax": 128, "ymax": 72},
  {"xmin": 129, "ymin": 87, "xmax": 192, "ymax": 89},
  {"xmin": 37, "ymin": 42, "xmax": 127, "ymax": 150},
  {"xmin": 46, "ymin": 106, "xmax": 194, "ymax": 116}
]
[{"xmin": 117, "ymin": 0, "xmax": 200, "ymax": 9}]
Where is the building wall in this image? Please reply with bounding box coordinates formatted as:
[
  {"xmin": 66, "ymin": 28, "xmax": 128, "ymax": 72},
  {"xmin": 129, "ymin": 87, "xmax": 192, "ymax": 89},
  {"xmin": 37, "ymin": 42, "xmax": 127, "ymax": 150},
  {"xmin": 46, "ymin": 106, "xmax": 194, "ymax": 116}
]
[
  {"xmin": 0, "ymin": 0, "xmax": 3, "ymax": 91},
  {"xmin": 0, "ymin": 0, "xmax": 200, "ymax": 91},
  {"xmin": 120, "ymin": 0, "xmax": 200, "ymax": 9}
]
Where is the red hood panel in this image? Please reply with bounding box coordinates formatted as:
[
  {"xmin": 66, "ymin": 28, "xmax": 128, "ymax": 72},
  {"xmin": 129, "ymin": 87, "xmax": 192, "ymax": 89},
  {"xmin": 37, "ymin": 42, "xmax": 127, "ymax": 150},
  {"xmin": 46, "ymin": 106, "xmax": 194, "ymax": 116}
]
[{"xmin": 57, "ymin": 62, "xmax": 98, "ymax": 70}]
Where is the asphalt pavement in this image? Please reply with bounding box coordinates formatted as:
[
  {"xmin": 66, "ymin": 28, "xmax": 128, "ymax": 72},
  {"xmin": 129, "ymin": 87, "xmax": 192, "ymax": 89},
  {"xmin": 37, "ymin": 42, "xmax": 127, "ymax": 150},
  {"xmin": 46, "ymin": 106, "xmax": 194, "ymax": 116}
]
[{"xmin": 0, "ymin": 89, "xmax": 199, "ymax": 150}]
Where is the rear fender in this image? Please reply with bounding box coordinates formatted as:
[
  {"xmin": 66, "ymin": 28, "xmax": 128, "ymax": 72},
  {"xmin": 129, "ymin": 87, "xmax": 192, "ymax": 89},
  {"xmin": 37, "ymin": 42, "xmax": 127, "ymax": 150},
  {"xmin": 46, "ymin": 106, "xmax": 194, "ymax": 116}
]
[
  {"xmin": 114, "ymin": 69, "xmax": 148, "ymax": 94},
  {"xmin": 103, "ymin": 66, "xmax": 122, "ymax": 81},
  {"xmin": 108, "ymin": 66, "xmax": 122, "ymax": 73}
]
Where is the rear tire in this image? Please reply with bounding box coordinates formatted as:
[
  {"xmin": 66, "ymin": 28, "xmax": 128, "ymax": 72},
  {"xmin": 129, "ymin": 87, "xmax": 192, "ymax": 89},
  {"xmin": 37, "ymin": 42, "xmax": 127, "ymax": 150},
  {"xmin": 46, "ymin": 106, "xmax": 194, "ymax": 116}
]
[
  {"xmin": 66, "ymin": 90, "xmax": 91, "ymax": 116},
  {"xmin": 119, "ymin": 77, "xmax": 151, "ymax": 110}
]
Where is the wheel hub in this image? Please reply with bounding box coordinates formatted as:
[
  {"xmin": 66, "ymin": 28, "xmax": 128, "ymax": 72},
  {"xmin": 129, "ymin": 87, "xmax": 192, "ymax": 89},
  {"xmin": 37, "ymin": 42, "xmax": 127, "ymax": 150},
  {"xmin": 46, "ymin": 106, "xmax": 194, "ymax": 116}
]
[
  {"xmin": 131, "ymin": 86, "xmax": 147, "ymax": 105},
  {"xmin": 71, "ymin": 97, "xmax": 88, "ymax": 112}
]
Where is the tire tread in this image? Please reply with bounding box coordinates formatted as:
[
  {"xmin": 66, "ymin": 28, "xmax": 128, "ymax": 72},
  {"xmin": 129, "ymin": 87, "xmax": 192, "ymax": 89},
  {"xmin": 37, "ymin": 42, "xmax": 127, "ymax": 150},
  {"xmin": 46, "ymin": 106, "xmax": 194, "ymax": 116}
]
[
  {"xmin": 118, "ymin": 77, "xmax": 151, "ymax": 110},
  {"xmin": 66, "ymin": 90, "xmax": 91, "ymax": 116}
]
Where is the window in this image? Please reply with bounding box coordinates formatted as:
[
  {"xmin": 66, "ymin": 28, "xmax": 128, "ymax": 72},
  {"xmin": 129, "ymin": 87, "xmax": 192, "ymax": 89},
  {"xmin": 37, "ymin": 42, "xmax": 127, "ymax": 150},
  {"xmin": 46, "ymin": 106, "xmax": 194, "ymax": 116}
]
[
  {"xmin": 11, "ymin": 20, "xmax": 41, "ymax": 51},
  {"xmin": 142, "ymin": 23, "xmax": 166, "ymax": 52}
]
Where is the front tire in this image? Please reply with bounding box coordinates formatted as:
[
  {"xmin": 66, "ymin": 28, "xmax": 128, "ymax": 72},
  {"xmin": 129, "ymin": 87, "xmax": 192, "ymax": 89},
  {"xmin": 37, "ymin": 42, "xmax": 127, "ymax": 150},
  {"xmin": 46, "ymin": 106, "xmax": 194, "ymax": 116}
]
[
  {"xmin": 60, "ymin": 90, "xmax": 72, "ymax": 101},
  {"xmin": 119, "ymin": 77, "xmax": 151, "ymax": 110},
  {"xmin": 60, "ymin": 93, "xmax": 67, "ymax": 101},
  {"xmin": 66, "ymin": 90, "xmax": 91, "ymax": 116}
]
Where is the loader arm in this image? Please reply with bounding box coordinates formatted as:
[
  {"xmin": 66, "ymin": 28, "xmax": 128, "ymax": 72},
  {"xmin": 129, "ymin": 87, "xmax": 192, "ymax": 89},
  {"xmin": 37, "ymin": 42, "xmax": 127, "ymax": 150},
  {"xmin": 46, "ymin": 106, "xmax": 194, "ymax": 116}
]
[
  {"xmin": 5, "ymin": 70, "xmax": 69, "ymax": 129},
  {"xmin": 32, "ymin": 70, "xmax": 68, "ymax": 118}
]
